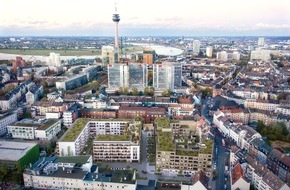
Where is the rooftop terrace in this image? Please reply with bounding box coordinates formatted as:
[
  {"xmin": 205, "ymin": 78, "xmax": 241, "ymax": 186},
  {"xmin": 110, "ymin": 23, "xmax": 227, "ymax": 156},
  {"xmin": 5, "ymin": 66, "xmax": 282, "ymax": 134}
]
[
  {"xmin": 95, "ymin": 134, "xmax": 131, "ymax": 141},
  {"xmin": 157, "ymin": 131, "xmax": 175, "ymax": 151},
  {"xmin": 61, "ymin": 118, "xmax": 132, "ymax": 142}
]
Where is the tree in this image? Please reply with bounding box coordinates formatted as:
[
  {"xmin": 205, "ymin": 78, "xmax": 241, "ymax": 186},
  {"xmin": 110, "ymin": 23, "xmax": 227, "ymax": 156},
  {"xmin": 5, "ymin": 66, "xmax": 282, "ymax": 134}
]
[
  {"xmin": 144, "ymin": 87, "xmax": 154, "ymax": 96},
  {"xmin": 178, "ymin": 169, "xmax": 183, "ymax": 176},
  {"xmin": 118, "ymin": 87, "xmax": 124, "ymax": 95},
  {"xmin": 212, "ymin": 170, "xmax": 217, "ymax": 180},
  {"xmin": 14, "ymin": 162, "xmax": 24, "ymax": 184},
  {"xmin": 0, "ymin": 162, "xmax": 8, "ymax": 182},
  {"xmin": 192, "ymin": 82, "xmax": 198, "ymax": 89},
  {"xmin": 105, "ymin": 164, "xmax": 111, "ymax": 171},
  {"xmin": 132, "ymin": 87, "xmax": 138, "ymax": 96},
  {"xmin": 201, "ymin": 87, "xmax": 213, "ymax": 98},
  {"xmin": 277, "ymin": 93, "xmax": 285, "ymax": 101},
  {"xmin": 123, "ymin": 87, "xmax": 129, "ymax": 95},
  {"xmin": 156, "ymin": 167, "xmax": 161, "ymax": 174},
  {"xmin": 161, "ymin": 89, "xmax": 171, "ymax": 97}
]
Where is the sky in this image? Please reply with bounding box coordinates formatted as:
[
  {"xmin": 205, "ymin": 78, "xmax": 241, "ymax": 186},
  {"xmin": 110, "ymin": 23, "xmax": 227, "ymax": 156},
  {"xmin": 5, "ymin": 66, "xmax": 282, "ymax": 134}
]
[{"xmin": 0, "ymin": 0, "xmax": 290, "ymax": 36}]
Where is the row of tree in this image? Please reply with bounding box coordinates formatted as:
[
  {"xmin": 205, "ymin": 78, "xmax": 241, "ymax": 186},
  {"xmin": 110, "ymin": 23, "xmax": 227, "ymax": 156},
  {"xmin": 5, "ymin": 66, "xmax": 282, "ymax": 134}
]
[{"xmin": 118, "ymin": 87, "xmax": 172, "ymax": 97}]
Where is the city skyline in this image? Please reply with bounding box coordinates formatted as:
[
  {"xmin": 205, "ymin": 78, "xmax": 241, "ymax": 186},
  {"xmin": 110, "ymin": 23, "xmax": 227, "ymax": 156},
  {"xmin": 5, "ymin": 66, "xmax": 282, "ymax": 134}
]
[{"xmin": 0, "ymin": 0, "xmax": 290, "ymax": 36}]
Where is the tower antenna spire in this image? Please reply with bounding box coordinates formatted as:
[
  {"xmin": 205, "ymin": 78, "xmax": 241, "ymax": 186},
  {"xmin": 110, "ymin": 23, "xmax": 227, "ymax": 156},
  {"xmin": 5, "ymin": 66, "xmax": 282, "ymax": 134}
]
[{"xmin": 115, "ymin": 2, "xmax": 117, "ymax": 13}]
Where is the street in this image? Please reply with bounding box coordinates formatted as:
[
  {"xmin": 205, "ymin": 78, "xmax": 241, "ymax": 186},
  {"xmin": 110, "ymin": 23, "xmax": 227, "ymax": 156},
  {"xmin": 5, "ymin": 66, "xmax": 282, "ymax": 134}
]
[{"xmin": 212, "ymin": 128, "xmax": 231, "ymax": 190}]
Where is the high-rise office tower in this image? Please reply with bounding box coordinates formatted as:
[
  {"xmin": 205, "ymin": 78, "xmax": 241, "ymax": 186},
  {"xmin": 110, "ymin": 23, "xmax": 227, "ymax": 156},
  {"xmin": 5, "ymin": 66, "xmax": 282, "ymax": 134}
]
[
  {"xmin": 258, "ymin": 37, "xmax": 265, "ymax": 46},
  {"xmin": 112, "ymin": 3, "xmax": 120, "ymax": 62},
  {"xmin": 101, "ymin": 46, "xmax": 115, "ymax": 67},
  {"xmin": 107, "ymin": 63, "xmax": 148, "ymax": 91},
  {"xmin": 206, "ymin": 46, "xmax": 213, "ymax": 58},
  {"xmin": 143, "ymin": 48, "xmax": 156, "ymax": 65},
  {"xmin": 153, "ymin": 62, "xmax": 182, "ymax": 91},
  {"xmin": 216, "ymin": 51, "xmax": 228, "ymax": 61},
  {"xmin": 193, "ymin": 40, "xmax": 200, "ymax": 54},
  {"xmin": 47, "ymin": 52, "xmax": 61, "ymax": 67}
]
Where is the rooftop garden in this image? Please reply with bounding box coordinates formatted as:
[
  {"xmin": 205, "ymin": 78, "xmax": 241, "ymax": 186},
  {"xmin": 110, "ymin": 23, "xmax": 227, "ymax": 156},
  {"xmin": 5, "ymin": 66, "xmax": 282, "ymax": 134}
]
[
  {"xmin": 176, "ymin": 150, "xmax": 199, "ymax": 157},
  {"xmin": 157, "ymin": 131, "xmax": 175, "ymax": 151},
  {"xmin": 61, "ymin": 118, "xmax": 88, "ymax": 142},
  {"xmin": 155, "ymin": 117, "xmax": 170, "ymax": 129},
  {"xmin": 95, "ymin": 134, "xmax": 131, "ymax": 141},
  {"xmin": 61, "ymin": 118, "xmax": 133, "ymax": 142},
  {"xmin": 37, "ymin": 119, "xmax": 59, "ymax": 130},
  {"xmin": 199, "ymin": 139, "xmax": 214, "ymax": 154}
]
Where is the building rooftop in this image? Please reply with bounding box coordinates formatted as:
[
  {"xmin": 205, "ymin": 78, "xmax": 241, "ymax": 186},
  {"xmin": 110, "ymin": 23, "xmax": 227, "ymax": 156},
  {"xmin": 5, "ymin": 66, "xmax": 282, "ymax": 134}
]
[
  {"xmin": 155, "ymin": 117, "xmax": 170, "ymax": 128},
  {"xmin": 0, "ymin": 141, "xmax": 38, "ymax": 161},
  {"xmin": 231, "ymin": 163, "xmax": 244, "ymax": 185},
  {"xmin": 11, "ymin": 119, "xmax": 59, "ymax": 131},
  {"xmin": 157, "ymin": 131, "xmax": 175, "ymax": 151},
  {"xmin": 95, "ymin": 134, "xmax": 131, "ymax": 141},
  {"xmin": 61, "ymin": 118, "xmax": 131, "ymax": 142},
  {"xmin": 55, "ymin": 155, "xmax": 91, "ymax": 164},
  {"xmin": 191, "ymin": 170, "xmax": 208, "ymax": 189},
  {"xmin": 262, "ymin": 171, "xmax": 285, "ymax": 190}
]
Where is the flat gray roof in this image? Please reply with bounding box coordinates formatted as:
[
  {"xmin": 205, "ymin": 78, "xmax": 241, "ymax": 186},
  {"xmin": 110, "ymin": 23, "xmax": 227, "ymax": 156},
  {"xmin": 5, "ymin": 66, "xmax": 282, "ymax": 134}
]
[{"xmin": 0, "ymin": 141, "xmax": 38, "ymax": 161}]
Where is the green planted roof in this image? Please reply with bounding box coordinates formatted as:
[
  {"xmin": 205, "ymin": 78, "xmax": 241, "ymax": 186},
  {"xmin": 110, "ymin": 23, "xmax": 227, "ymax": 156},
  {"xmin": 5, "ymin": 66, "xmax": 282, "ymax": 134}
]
[
  {"xmin": 157, "ymin": 131, "xmax": 175, "ymax": 151},
  {"xmin": 155, "ymin": 117, "xmax": 170, "ymax": 128},
  {"xmin": 61, "ymin": 118, "xmax": 132, "ymax": 142},
  {"xmin": 199, "ymin": 139, "xmax": 214, "ymax": 154},
  {"xmin": 62, "ymin": 118, "xmax": 89, "ymax": 142},
  {"xmin": 176, "ymin": 150, "xmax": 199, "ymax": 157},
  {"xmin": 95, "ymin": 134, "xmax": 131, "ymax": 141}
]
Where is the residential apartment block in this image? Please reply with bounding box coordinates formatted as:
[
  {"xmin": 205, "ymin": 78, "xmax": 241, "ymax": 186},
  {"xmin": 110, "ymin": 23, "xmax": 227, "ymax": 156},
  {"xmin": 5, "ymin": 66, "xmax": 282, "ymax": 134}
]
[
  {"xmin": 93, "ymin": 135, "xmax": 140, "ymax": 162},
  {"xmin": 155, "ymin": 119, "xmax": 213, "ymax": 176},
  {"xmin": 7, "ymin": 119, "xmax": 61, "ymax": 141},
  {"xmin": 58, "ymin": 119, "xmax": 139, "ymax": 161},
  {"xmin": 0, "ymin": 110, "xmax": 18, "ymax": 136},
  {"xmin": 23, "ymin": 155, "xmax": 137, "ymax": 190}
]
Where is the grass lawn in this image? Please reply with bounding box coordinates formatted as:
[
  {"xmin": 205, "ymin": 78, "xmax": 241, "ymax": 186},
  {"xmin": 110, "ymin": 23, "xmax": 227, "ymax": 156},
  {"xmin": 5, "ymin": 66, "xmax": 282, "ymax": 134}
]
[
  {"xmin": 0, "ymin": 46, "xmax": 144, "ymax": 56},
  {"xmin": 0, "ymin": 49, "xmax": 101, "ymax": 56}
]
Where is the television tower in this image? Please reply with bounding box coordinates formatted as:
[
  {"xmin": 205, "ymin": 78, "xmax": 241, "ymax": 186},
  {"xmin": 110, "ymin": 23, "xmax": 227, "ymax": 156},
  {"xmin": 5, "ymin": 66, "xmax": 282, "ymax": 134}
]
[{"xmin": 112, "ymin": 2, "xmax": 120, "ymax": 61}]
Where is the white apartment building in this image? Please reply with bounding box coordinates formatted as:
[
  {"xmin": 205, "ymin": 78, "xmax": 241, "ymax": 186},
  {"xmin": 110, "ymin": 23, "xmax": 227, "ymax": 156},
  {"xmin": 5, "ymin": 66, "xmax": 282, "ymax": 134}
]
[
  {"xmin": 58, "ymin": 119, "xmax": 131, "ymax": 157},
  {"xmin": 276, "ymin": 106, "xmax": 290, "ymax": 116},
  {"xmin": 217, "ymin": 51, "xmax": 228, "ymax": 61},
  {"xmin": 23, "ymin": 155, "xmax": 137, "ymax": 190},
  {"xmin": 0, "ymin": 111, "xmax": 18, "ymax": 136},
  {"xmin": 63, "ymin": 111, "xmax": 75, "ymax": 127},
  {"xmin": 206, "ymin": 46, "xmax": 213, "ymax": 57},
  {"xmin": 7, "ymin": 119, "xmax": 61, "ymax": 141},
  {"xmin": 250, "ymin": 49, "xmax": 271, "ymax": 61},
  {"xmin": 258, "ymin": 37, "xmax": 265, "ymax": 46},
  {"xmin": 93, "ymin": 136, "xmax": 140, "ymax": 162},
  {"xmin": 213, "ymin": 111, "xmax": 261, "ymax": 150},
  {"xmin": 193, "ymin": 40, "xmax": 200, "ymax": 54},
  {"xmin": 47, "ymin": 52, "xmax": 61, "ymax": 67}
]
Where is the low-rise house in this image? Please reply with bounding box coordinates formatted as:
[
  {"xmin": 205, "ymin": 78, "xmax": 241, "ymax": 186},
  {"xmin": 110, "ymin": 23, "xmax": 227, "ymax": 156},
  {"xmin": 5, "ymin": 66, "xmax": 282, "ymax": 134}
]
[
  {"xmin": 231, "ymin": 163, "xmax": 250, "ymax": 190},
  {"xmin": 181, "ymin": 170, "xmax": 209, "ymax": 190}
]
